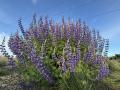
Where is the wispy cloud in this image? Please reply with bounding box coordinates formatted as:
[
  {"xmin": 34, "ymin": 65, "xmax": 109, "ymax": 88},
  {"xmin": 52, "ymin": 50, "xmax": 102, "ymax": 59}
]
[{"xmin": 32, "ymin": 0, "xmax": 38, "ymax": 4}]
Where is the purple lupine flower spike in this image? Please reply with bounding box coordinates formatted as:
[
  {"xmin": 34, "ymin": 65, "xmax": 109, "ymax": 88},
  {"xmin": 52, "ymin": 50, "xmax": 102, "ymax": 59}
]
[
  {"xmin": 52, "ymin": 47, "xmax": 58, "ymax": 61},
  {"xmin": 98, "ymin": 39, "xmax": 105, "ymax": 55},
  {"xmin": 18, "ymin": 18, "xmax": 25, "ymax": 36},
  {"xmin": 0, "ymin": 37, "xmax": 16, "ymax": 68},
  {"xmin": 52, "ymin": 32, "xmax": 57, "ymax": 46},
  {"xmin": 92, "ymin": 29, "xmax": 98, "ymax": 49},
  {"xmin": 39, "ymin": 40, "xmax": 47, "ymax": 60},
  {"xmin": 8, "ymin": 32, "xmax": 25, "ymax": 64},
  {"xmin": 44, "ymin": 16, "xmax": 49, "ymax": 38},
  {"xmin": 96, "ymin": 64, "xmax": 109, "ymax": 80},
  {"xmin": 104, "ymin": 39, "xmax": 109, "ymax": 58},
  {"xmin": 83, "ymin": 45, "xmax": 94, "ymax": 63},
  {"xmin": 60, "ymin": 56, "xmax": 67, "ymax": 72},
  {"xmin": 28, "ymin": 48, "xmax": 54, "ymax": 84},
  {"xmin": 63, "ymin": 39, "xmax": 72, "ymax": 58},
  {"xmin": 76, "ymin": 40, "xmax": 81, "ymax": 59}
]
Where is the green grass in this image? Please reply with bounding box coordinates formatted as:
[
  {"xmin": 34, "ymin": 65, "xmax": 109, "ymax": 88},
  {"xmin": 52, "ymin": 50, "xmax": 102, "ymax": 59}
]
[
  {"xmin": 0, "ymin": 57, "xmax": 10, "ymax": 76},
  {"xmin": 103, "ymin": 60, "xmax": 120, "ymax": 90}
]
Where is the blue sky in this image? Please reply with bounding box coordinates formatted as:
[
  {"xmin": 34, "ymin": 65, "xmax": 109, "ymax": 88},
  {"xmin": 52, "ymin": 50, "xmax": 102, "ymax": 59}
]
[{"xmin": 0, "ymin": 0, "xmax": 120, "ymax": 56}]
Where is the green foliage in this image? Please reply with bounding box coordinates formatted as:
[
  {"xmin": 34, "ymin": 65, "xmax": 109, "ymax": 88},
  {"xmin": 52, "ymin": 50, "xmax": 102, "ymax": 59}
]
[
  {"xmin": 0, "ymin": 60, "xmax": 10, "ymax": 76},
  {"xmin": 16, "ymin": 57, "xmax": 42, "ymax": 83},
  {"xmin": 0, "ymin": 68, "xmax": 10, "ymax": 76},
  {"xmin": 14, "ymin": 36, "xmax": 107, "ymax": 90},
  {"xmin": 103, "ymin": 60, "xmax": 120, "ymax": 90},
  {"xmin": 0, "ymin": 60, "xmax": 6, "ymax": 67},
  {"xmin": 109, "ymin": 54, "xmax": 120, "ymax": 60}
]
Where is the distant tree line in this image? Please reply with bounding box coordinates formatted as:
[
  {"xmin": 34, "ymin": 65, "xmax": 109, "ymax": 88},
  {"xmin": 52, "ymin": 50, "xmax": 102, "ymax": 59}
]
[{"xmin": 109, "ymin": 54, "xmax": 120, "ymax": 60}]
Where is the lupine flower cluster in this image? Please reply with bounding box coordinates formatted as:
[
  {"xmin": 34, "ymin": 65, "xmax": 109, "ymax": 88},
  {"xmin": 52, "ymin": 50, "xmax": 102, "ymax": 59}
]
[
  {"xmin": 0, "ymin": 15, "xmax": 109, "ymax": 86},
  {"xmin": 8, "ymin": 32, "xmax": 25, "ymax": 65}
]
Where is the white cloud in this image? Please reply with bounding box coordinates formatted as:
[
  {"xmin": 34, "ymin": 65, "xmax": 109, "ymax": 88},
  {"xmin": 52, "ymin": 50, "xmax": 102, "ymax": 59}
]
[
  {"xmin": 0, "ymin": 32, "xmax": 13, "ymax": 56},
  {"xmin": 32, "ymin": 0, "xmax": 38, "ymax": 4}
]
